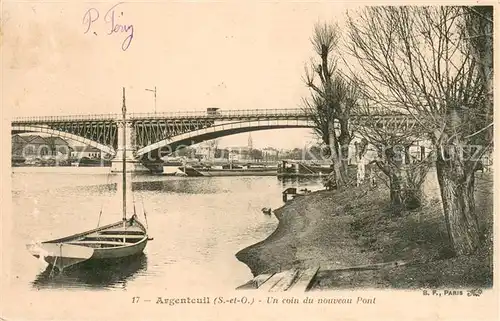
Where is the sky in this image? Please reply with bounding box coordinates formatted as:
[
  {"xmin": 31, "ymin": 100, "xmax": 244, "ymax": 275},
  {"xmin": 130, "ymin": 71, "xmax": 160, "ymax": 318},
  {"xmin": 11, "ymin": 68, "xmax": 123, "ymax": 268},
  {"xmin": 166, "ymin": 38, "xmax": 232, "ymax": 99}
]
[{"xmin": 2, "ymin": 1, "xmax": 358, "ymax": 149}]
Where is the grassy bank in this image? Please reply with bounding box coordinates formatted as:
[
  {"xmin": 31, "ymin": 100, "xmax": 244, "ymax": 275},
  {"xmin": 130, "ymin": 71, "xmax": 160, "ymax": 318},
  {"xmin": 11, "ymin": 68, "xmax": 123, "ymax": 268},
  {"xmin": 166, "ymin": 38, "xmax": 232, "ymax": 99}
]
[{"xmin": 236, "ymin": 172, "xmax": 493, "ymax": 289}]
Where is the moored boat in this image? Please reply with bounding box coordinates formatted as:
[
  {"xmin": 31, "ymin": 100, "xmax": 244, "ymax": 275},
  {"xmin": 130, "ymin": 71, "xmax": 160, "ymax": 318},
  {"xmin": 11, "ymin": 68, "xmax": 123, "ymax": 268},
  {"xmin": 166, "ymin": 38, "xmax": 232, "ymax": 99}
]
[
  {"xmin": 27, "ymin": 217, "xmax": 148, "ymax": 271},
  {"xmin": 179, "ymin": 166, "xmax": 277, "ymax": 177},
  {"xmin": 277, "ymin": 160, "xmax": 332, "ymax": 178},
  {"xmin": 26, "ymin": 88, "xmax": 151, "ymax": 272}
]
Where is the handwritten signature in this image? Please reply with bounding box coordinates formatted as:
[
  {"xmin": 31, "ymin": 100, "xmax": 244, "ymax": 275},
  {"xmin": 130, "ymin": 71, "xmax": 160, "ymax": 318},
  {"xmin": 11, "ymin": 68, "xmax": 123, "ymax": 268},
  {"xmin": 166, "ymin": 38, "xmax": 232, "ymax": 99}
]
[{"xmin": 82, "ymin": 2, "xmax": 134, "ymax": 51}]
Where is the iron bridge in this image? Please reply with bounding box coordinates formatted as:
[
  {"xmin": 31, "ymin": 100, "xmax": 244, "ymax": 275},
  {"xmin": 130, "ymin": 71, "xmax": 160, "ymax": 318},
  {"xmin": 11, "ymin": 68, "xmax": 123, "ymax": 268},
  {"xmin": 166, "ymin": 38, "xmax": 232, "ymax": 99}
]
[{"xmin": 12, "ymin": 108, "xmax": 415, "ymax": 159}]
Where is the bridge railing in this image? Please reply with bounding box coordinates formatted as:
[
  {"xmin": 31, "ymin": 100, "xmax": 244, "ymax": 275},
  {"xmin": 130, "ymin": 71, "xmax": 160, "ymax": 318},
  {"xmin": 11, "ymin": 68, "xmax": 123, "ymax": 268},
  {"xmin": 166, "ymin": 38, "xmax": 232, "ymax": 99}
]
[
  {"xmin": 13, "ymin": 109, "xmax": 309, "ymax": 122},
  {"xmin": 220, "ymin": 108, "xmax": 306, "ymax": 117},
  {"xmin": 13, "ymin": 114, "xmax": 121, "ymax": 122},
  {"xmin": 130, "ymin": 110, "xmax": 212, "ymax": 119},
  {"xmin": 12, "ymin": 108, "xmax": 405, "ymax": 123},
  {"xmin": 130, "ymin": 108, "xmax": 308, "ymax": 119}
]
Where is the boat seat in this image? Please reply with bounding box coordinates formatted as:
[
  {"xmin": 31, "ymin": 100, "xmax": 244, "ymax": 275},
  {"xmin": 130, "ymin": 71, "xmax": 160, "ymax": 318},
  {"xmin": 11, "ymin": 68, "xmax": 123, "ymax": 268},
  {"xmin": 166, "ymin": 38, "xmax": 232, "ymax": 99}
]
[
  {"xmin": 84, "ymin": 234, "xmax": 145, "ymax": 240},
  {"xmin": 69, "ymin": 240, "xmax": 134, "ymax": 246},
  {"xmin": 103, "ymin": 225, "xmax": 144, "ymax": 232},
  {"xmin": 99, "ymin": 229, "xmax": 145, "ymax": 235}
]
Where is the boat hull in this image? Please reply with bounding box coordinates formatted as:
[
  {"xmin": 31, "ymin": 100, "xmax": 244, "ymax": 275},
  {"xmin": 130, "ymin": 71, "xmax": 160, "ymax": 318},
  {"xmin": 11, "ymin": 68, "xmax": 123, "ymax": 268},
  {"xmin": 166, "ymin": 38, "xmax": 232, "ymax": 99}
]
[
  {"xmin": 27, "ymin": 217, "xmax": 149, "ymax": 271},
  {"xmin": 199, "ymin": 169, "xmax": 276, "ymax": 177},
  {"xmin": 180, "ymin": 167, "xmax": 277, "ymax": 177},
  {"xmin": 27, "ymin": 243, "xmax": 94, "ymax": 271},
  {"xmin": 91, "ymin": 237, "xmax": 148, "ymax": 260},
  {"xmin": 277, "ymin": 173, "xmax": 327, "ymax": 178}
]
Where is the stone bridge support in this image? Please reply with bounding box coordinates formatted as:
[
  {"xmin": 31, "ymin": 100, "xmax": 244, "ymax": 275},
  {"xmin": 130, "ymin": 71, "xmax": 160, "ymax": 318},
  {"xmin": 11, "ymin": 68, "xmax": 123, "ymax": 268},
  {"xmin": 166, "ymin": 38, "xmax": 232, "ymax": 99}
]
[{"xmin": 111, "ymin": 121, "xmax": 163, "ymax": 173}]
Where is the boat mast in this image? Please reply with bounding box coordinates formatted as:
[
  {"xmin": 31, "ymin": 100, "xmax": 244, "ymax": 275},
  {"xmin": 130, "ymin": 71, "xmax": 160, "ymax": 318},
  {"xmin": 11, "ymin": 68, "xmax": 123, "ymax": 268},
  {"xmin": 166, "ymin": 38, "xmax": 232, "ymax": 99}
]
[{"xmin": 122, "ymin": 87, "xmax": 127, "ymax": 221}]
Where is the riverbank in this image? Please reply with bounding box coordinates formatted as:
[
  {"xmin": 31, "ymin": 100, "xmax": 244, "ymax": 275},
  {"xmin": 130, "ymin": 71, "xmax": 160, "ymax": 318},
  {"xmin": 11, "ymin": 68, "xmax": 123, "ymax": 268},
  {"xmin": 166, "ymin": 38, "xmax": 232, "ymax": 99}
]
[{"xmin": 236, "ymin": 173, "xmax": 493, "ymax": 289}]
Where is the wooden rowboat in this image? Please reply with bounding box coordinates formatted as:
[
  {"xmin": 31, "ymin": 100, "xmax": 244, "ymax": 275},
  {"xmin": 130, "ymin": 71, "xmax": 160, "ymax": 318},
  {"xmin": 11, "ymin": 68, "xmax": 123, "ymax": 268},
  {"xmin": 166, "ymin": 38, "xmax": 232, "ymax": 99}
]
[
  {"xmin": 27, "ymin": 88, "xmax": 151, "ymax": 272},
  {"xmin": 26, "ymin": 216, "xmax": 149, "ymax": 271}
]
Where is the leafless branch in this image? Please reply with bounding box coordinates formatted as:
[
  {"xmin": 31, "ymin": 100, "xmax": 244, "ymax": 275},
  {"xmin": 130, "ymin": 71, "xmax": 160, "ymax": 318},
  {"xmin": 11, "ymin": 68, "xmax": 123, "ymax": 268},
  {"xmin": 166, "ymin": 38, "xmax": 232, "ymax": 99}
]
[{"xmin": 345, "ymin": 6, "xmax": 492, "ymax": 149}]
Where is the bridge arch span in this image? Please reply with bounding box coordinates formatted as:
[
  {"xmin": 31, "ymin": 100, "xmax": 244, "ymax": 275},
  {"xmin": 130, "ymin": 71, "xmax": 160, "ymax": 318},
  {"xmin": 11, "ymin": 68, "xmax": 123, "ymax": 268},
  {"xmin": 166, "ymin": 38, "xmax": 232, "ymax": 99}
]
[
  {"xmin": 12, "ymin": 125, "xmax": 116, "ymax": 156},
  {"xmin": 136, "ymin": 119, "xmax": 314, "ymax": 157}
]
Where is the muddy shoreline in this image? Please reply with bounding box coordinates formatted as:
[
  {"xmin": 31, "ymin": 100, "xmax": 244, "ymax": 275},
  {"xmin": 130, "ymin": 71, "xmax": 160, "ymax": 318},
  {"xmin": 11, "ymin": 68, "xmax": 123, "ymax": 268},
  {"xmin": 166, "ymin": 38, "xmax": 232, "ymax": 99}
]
[
  {"xmin": 235, "ymin": 189, "xmax": 374, "ymax": 277},
  {"xmin": 235, "ymin": 174, "xmax": 493, "ymax": 289}
]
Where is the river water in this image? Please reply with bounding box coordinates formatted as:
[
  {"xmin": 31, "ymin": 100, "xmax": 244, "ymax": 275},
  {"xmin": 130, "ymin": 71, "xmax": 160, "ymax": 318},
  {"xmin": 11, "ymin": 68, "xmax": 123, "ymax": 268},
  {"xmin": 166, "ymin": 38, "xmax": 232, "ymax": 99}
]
[{"xmin": 8, "ymin": 167, "xmax": 324, "ymax": 292}]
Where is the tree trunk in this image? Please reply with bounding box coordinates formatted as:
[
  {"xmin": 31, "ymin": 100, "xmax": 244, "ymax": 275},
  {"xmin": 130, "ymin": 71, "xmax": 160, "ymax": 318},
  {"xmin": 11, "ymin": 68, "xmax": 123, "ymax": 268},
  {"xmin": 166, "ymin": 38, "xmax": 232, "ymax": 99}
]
[
  {"xmin": 403, "ymin": 186, "xmax": 422, "ymax": 210},
  {"xmin": 356, "ymin": 140, "xmax": 369, "ymax": 187},
  {"xmin": 332, "ymin": 160, "xmax": 343, "ymax": 188},
  {"xmin": 404, "ymin": 146, "xmax": 411, "ymax": 164},
  {"xmin": 402, "ymin": 162, "xmax": 429, "ymax": 210},
  {"xmin": 328, "ymin": 125, "xmax": 346, "ymax": 188},
  {"xmin": 467, "ymin": 6, "xmax": 493, "ymax": 144},
  {"xmin": 375, "ymin": 160, "xmax": 403, "ymax": 216},
  {"xmin": 389, "ymin": 170, "xmax": 403, "ymax": 216},
  {"xmin": 356, "ymin": 160, "xmax": 365, "ymax": 186},
  {"xmin": 435, "ymin": 159, "xmax": 480, "ymax": 255},
  {"xmin": 338, "ymin": 119, "xmax": 350, "ymax": 182}
]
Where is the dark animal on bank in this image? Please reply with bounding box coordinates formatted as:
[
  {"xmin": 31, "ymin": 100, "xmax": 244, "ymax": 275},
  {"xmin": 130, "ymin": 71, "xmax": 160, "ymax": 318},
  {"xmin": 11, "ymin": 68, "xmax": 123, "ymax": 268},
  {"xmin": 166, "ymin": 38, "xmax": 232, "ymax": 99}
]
[{"xmin": 261, "ymin": 208, "xmax": 272, "ymax": 215}]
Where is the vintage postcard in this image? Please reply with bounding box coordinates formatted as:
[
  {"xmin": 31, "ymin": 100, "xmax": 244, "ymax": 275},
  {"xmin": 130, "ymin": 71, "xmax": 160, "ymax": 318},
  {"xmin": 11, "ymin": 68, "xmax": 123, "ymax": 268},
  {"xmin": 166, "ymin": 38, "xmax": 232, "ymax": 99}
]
[{"xmin": 1, "ymin": 0, "xmax": 498, "ymax": 320}]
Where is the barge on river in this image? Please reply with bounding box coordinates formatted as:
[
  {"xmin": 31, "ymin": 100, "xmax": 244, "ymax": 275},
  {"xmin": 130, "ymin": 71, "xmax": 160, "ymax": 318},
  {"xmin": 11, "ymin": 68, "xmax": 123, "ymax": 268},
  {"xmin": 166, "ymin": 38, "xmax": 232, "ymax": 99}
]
[
  {"xmin": 179, "ymin": 163, "xmax": 277, "ymax": 177},
  {"xmin": 277, "ymin": 160, "xmax": 332, "ymax": 178}
]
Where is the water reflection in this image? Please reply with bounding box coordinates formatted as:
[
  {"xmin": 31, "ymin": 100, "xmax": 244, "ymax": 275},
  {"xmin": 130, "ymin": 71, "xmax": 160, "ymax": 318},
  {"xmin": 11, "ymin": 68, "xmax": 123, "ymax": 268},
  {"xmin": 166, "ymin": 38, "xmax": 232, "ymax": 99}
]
[
  {"xmin": 12, "ymin": 170, "xmax": 325, "ymax": 291},
  {"xmin": 31, "ymin": 253, "xmax": 148, "ymax": 290},
  {"xmin": 132, "ymin": 179, "xmax": 224, "ymax": 194},
  {"xmin": 277, "ymin": 176, "xmax": 324, "ymax": 187}
]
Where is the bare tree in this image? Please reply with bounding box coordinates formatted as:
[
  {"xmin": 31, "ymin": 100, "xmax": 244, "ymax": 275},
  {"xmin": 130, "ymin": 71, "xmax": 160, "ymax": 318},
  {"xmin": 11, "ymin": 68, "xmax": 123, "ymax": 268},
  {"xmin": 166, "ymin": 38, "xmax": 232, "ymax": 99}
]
[
  {"xmin": 346, "ymin": 6, "xmax": 493, "ymax": 255},
  {"xmin": 303, "ymin": 22, "xmax": 360, "ymax": 187},
  {"xmin": 463, "ymin": 6, "xmax": 493, "ymax": 144},
  {"xmin": 354, "ymin": 102, "xmax": 431, "ymax": 214}
]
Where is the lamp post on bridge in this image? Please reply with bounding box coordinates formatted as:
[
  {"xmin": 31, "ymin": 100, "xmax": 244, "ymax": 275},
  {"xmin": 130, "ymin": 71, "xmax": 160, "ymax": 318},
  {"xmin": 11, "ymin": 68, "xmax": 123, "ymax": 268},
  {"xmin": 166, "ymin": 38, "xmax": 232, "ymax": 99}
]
[{"xmin": 145, "ymin": 86, "xmax": 157, "ymax": 114}]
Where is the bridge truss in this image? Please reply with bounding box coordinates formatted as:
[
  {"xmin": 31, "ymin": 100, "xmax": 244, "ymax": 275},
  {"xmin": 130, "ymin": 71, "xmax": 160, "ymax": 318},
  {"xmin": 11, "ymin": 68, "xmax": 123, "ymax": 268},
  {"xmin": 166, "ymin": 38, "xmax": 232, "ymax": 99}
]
[{"xmin": 12, "ymin": 108, "xmax": 416, "ymax": 158}]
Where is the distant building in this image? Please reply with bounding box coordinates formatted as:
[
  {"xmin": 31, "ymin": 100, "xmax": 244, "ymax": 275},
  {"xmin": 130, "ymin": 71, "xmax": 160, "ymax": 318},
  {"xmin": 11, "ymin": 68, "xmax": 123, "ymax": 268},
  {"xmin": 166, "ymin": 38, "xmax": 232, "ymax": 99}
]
[
  {"xmin": 22, "ymin": 135, "xmax": 51, "ymax": 158},
  {"xmin": 228, "ymin": 149, "xmax": 242, "ymax": 161},
  {"xmin": 225, "ymin": 146, "xmax": 250, "ymax": 160},
  {"xmin": 194, "ymin": 143, "xmax": 211, "ymax": 161},
  {"xmin": 172, "ymin": 147, "xmax": 196, "ymax": 158},
  {"xmin": 262, "ymin": 147, "xmax": 279, "ymax": 161},
  {"xmin": 195, "ymin": 141, "xmax": 219, "ymax": 161},
  {"xmin": 11, "ymin": 134, "xmax": 71, "ymax": 160},
  {"xmin": 11, "ymin": 135, "xmax": 27, "ymax": 160},
  {"xmin": 71, "ymin": 146, "xmax": 102, "ymax": 159},
  {"xmin": 44, "ymin": 136, "xmax": 72, "ymax": 157}
]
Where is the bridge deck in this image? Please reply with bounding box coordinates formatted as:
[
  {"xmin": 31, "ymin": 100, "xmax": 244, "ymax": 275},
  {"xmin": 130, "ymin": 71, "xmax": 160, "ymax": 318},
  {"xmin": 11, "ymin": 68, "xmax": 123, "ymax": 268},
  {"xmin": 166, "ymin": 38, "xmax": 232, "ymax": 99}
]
[{"xmin": 13, "ymin": 108, "xmax": 407, "ymax": 123}]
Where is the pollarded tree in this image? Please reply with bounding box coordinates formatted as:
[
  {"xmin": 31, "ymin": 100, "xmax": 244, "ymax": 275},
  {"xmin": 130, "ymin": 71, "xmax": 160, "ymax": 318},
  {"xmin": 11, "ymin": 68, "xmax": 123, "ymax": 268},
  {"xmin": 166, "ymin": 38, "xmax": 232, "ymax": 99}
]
[
  {"xmin": 354, "ymin": 101, "xmax": 431, "ymax": 214},
  {"xmin": 303, "ymin": 22, "xmax": 360, "ymax": 187},
  {"xmin": 463, "ymin": 6, "xmax": 493, "ymax": 144},
  {"xmin": 346, "ymin": 6, "xmax": 493, "ymax": 255}
]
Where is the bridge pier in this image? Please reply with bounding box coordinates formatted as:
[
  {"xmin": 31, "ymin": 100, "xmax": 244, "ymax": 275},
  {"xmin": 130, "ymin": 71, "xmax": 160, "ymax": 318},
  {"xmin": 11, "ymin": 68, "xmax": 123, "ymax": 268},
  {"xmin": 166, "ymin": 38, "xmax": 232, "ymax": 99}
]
[
  {"xmin": 111, "ymin": 121, "xmax": 160, "ymax": 173},
  {"xmin": 111, "ymin": 155, "xmax": 153, "ymax": 173}
]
